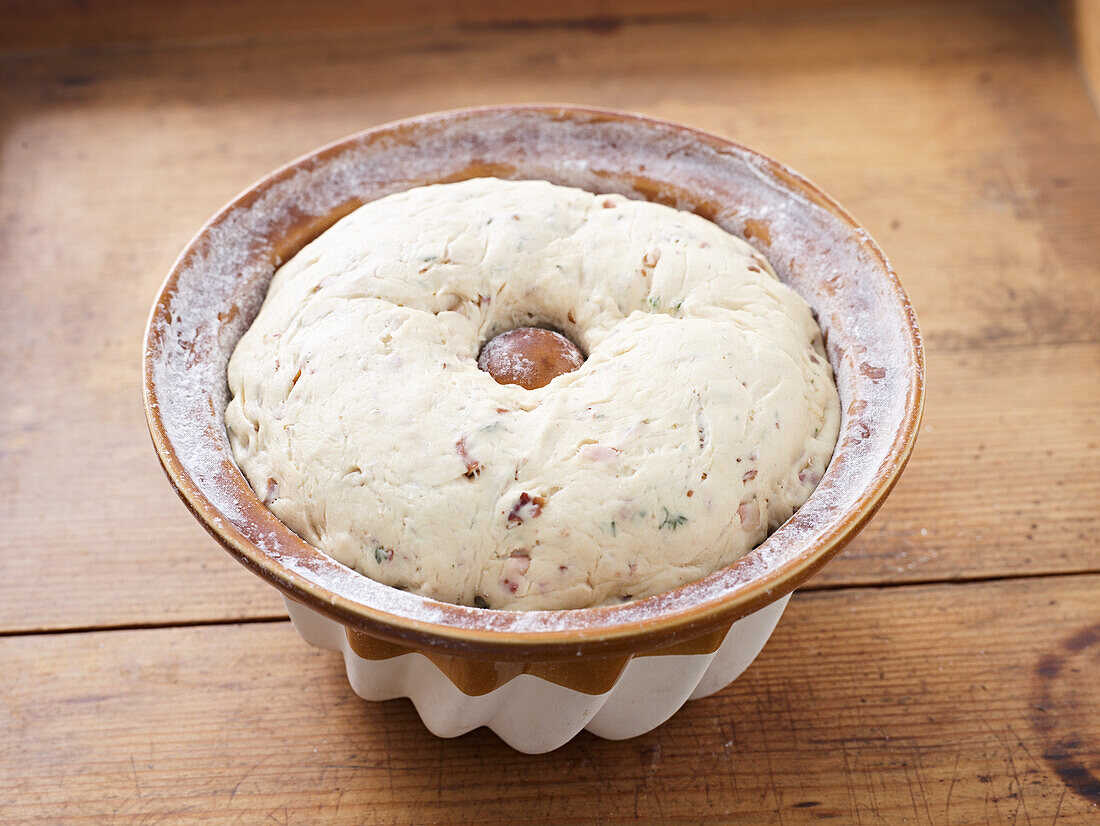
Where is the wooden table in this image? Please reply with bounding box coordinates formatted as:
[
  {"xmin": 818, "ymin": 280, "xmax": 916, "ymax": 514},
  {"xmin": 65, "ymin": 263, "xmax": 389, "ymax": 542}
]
[{"xmin": 2, "ymin": 1, "xmax": 1098, "ymax": 821}]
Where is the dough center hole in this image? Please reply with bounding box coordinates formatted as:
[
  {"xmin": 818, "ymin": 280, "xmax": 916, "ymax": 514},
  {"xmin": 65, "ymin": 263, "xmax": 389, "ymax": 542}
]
[{"xmin": 477, "ymin": 327, "xmax": 585, "ymax": 390}]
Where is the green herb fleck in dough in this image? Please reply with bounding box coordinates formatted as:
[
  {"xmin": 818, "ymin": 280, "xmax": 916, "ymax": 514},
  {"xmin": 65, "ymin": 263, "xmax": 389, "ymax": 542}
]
[
  {"xmin": 373, "ymin": 546, "xmax": 393, "ymax": 564},
  {"xmin": 660, "ymin": 508, "xmax": 689, "ymax": 531}
]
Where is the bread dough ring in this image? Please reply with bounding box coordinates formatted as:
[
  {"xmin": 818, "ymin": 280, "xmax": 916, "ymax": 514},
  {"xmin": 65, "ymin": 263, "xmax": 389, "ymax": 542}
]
[{"xmin": 226, "ymin": 178, "xmax": 840, "ymax": 610}]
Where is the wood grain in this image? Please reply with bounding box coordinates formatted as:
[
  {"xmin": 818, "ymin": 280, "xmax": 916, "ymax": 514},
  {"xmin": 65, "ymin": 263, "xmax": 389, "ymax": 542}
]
[
  {"xmin": 3, "ymin": 4, "xmax": 1098, "ymax": 346},
  {"xmin": 2, "ymin": 575, "xmax": 1097, "ymax": 823},
  {"xmin": 2, "ymin": 3, "xmax": 1099, "ymax": 633},
  {"xmin": 1, "ymin": 2, "xmax": 1098, "ymax": 818},
  {"xmin": 0, "ymin": 0, "xmax": 978, "ymax": 51},
  {"xmin": 812, "ymin": 341, "xmax": 1100, "ymax": 588},
  {"xmin": 2, "ymin": 336, "xmax": 1096, "ymax": 633},
  {"xmin": 2, "ymin": 1, "xmax": 1100, "ymax": 633}
]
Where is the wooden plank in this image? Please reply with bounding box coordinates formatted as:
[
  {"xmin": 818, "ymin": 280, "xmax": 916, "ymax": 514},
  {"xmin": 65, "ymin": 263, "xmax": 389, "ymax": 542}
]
[
  {"xmin": 2, "ymin": 337, "xmax": 1095, "ymax": 633},
  {"xmin": 2, "ymin": 575, "xmax": 1097, "ymax": 823},
  {"xmin": 0, "ymin": 0, "xmax": 987, "ymax": 52},
  {"xmin": 2, "ymin": 4, "xmax": 1099, "ymax": 631},
  {"xmin": 814, "ymin": 341, "xmax": 1100, "ymax": 587},
  {"xmin": 0, "ymin": 6, "xmax": 1094, "ymax": 348}
]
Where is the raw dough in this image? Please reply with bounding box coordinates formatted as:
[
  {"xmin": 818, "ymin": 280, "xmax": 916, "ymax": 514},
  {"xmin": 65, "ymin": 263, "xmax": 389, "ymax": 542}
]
[{"xmin": 226, "ymin": 178, "xmax": 840, "ymax": 610}]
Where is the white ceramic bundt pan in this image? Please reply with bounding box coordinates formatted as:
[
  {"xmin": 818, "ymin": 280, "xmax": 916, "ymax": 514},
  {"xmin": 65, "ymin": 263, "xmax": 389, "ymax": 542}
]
[
  {"xmin": 284, "ymin": 594, "xmax": 789, "ymax": 752},
  {"xmin": 143, "ymin": 105, "xmax": 924, "ymax": 754}
]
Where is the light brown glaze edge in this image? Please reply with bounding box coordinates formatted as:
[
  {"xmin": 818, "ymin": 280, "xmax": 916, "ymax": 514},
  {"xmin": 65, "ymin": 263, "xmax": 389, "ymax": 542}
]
[{"xmin": 345, "ymin": 622, "xmax": 732, "ymax": 696}]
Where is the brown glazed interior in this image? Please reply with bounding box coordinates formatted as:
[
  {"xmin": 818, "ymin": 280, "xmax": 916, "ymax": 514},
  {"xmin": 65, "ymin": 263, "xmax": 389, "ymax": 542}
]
[{"xmin": 143, "ymin": 105, "xmax": 924, "ymax": 662}]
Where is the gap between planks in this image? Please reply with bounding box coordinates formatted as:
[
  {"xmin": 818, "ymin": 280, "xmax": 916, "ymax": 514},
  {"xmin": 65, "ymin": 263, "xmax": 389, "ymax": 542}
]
[{"xmin": 2, "ymin": 567, "xmax": 1094, "ymax": 640}]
